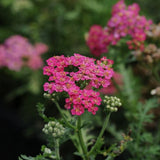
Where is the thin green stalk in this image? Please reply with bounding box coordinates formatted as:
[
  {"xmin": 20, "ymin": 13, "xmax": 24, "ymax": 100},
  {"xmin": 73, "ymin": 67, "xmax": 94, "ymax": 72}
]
[
  {"xmin": 55, "ymin": 139, "xmax": 60, "ymax": 160},
  {"xmin": 53, "ymin": 100, "xmax": 76, "ymax": 130},
  {"xmin": 77, "ymin": 116, "xmax": 89, "ymax": 160},
  {"xmin": 88, "ymin": 112, "xmax": 111, "ymax": 156}
]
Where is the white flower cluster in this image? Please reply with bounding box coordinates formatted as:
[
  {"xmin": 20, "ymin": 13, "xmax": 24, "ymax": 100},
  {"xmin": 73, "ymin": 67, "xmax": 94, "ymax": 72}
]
[
  {"xmin": 42, "ymin": 121, "xmax": 65, "ymax": 138},
  {"xmin": 103, "ymin": 96, "xmax": 122, "ymax": 112}
]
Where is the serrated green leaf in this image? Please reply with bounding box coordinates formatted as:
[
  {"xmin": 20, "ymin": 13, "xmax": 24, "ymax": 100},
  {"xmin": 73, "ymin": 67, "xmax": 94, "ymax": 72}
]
[{"xmin": 20, "ymin": 155, "xmax": 35, "ymax": 160}]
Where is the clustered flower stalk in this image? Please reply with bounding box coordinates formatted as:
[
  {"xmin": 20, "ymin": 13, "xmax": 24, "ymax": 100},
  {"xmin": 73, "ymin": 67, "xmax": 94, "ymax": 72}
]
[
  {"xmin": 41, "ymin": 53, "xmax": 125, "ymax": 159},
  {"xmin": 42, "ymin": 52, "xmax": 125, "ymax": 159},
  {"xmin": 86, "ymin": 0, "xmax": 152, "ymax": 57}
]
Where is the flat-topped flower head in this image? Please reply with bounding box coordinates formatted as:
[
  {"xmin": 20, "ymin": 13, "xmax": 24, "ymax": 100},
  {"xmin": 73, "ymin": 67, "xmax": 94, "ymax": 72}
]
[
  {"xmin": 43, "ymin": 54, "xmax": 114, "ymax": 115},
  {"xmin": 0, "ymin": 35, "xmax": 48, "ymax": 71},
  {"xmin": 86, "ymin": 0, "xmax": 152, "ymax": 56}
]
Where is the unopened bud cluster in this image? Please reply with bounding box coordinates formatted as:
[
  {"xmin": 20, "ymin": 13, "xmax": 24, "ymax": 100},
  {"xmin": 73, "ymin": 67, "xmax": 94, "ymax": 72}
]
[
  {"xmin": 133, "ymin": 43, "xmax": 160, "ymax": 64},
  {"xmin": 103, "ymin": 96, "xmax": 122, "ymax": 112},
  {"xmin": 41, "ymin": 146, "xmax": 56, "ymax": 159},
  {"xmin": 44, "ymin": 147, "xmax": 52, "ymax": 154},
  {"xmin": 42, "ymin": 121, "xmax": 65, "ymax": 138},
  {"xmin": 43, "ymin": 93, "xmax": 56, "ymax": 101}
]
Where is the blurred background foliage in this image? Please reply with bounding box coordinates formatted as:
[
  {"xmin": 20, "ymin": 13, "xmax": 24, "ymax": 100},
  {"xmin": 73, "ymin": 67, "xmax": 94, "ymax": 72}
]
[
  {"xmin": 0, "ymin": 0, "xmax": 160, "ymax": 160},
  {"xmin": 0, "ymin": 0, "xmax": 159, "ymax": 54}
]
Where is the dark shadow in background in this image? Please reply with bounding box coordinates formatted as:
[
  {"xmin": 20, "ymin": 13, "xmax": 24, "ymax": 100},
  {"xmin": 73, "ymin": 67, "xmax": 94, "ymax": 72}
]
[{"xmin": 0, "ymin": 101, "xmax": 43, "ymax": 160}]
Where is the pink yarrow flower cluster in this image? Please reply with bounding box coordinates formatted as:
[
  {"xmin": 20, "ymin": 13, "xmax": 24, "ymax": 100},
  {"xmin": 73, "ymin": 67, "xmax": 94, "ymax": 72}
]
[
  {"xmin": 43, "ymin": 54, "xmax": 114, "ymax": 115},
  {"xmin": 0, "ymin": 35, "xmax": 48, "ymax": 71},
  {"xmin": 86, "ymin": 0, "xmax": 152, "ymax": 56}
]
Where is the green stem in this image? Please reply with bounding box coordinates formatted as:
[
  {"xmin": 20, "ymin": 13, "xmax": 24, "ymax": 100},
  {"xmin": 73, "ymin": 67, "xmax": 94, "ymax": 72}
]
[
  {"xmin": 88, "ymin": 112, "xmax": 111, "ymax": 156},
  {"xmin": 53, "ymin": 100, "xmax": 76, "ymax": 130},
  {"xmin": 55, "ymin": 139, "xmax": 60, "ymax": 160},
  {"xmin": 77, "ymin": 116, "xmax": 89, "ymax": 160}
]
